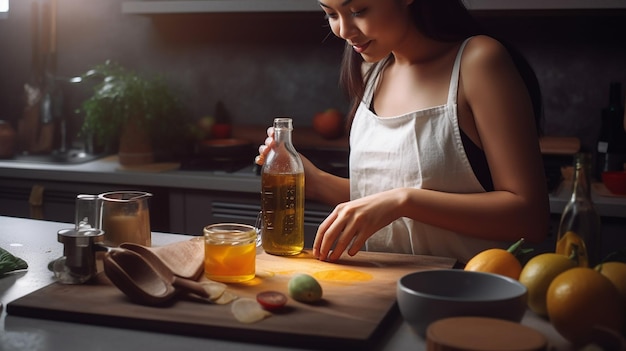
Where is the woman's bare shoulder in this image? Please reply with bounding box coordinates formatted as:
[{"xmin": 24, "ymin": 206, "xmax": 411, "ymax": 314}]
[
  {"xmin": 461, "ymin": 35, "xmax": 512, "ymax": 70},
  {"xmin": 459, "ymin": 35, "xmax": 521, "ymax": 95}
]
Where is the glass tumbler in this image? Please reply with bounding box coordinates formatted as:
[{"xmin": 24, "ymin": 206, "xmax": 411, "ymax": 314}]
[{"xmin": 204, "ymin": 223, "xmax": 257, "ymax": 283}]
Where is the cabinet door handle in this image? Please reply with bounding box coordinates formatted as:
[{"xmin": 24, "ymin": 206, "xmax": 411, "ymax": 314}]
[{"xmin": 29, "ymin": 184, "xmax": 44, "ymax": 219}]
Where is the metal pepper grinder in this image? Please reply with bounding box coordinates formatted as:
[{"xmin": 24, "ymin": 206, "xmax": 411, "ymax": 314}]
[
  {"xmin": 54, "ymin": 227, "xmax": 105, "ymax": 284},
  {"xmin": 52, "ymin": 194, "xmax": 105, "ymax": 284}
]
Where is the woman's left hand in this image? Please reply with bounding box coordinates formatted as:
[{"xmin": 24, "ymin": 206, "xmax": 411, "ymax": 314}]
[{"xmin": 313, "ymin": 188, "xmax": 405, "ymax": 262}]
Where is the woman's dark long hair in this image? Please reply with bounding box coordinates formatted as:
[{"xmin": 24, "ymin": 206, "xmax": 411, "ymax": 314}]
[{"xmin": 339, "ymin": 0, "xmax": 543, "ymax": 135}]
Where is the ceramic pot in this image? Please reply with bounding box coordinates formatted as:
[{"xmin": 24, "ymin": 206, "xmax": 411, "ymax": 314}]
[{"xmin": 118, "ymin": 120, "xmax": 154, "ymax": 166}]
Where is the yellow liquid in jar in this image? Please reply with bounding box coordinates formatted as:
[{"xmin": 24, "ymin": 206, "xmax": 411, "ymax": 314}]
[
  {"xmin": 261, "ymin": 172, "xmax": 305, "ymax": 256},
  {"xmin": 204, "ymin": 230, "xmax": 256, "ymax": 283}
]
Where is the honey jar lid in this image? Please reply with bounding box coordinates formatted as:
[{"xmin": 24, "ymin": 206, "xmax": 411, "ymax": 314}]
[{"xmin": 426, "ymin": 317, "xmax": 548, "ymax": 351}]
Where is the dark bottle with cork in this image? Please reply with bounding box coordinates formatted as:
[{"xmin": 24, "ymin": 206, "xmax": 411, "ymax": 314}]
[{"xmin": 596, "ymin": 82, "xmax": 626, "ymax": 178}]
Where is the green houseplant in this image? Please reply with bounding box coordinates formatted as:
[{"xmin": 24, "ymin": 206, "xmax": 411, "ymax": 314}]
[{"xmin": 80, "ymin": 61, "xmax": 189, "ymax": 165}]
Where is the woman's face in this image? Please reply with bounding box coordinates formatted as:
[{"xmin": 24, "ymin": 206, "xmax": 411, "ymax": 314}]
[{"xmin": 318, "ymin": 0, "xmax": 414, "ymax": 62}]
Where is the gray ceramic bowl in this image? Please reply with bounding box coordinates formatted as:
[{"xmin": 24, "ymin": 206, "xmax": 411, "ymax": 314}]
[{"xmin": 397, "ymin": 269, "xmax": 527, "ymax": 336}]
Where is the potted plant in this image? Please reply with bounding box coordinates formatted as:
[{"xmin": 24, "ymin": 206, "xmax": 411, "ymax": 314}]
[{"xmin": 79, "ymin": 61, "xmax": 189, "ymax": 166}]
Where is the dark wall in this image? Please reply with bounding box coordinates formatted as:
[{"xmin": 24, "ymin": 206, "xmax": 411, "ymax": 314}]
[
  {"xmin": 0, "ymin": 1, "xmax": 625, "ymax": 153},
  {"xmin": 478, "ymin": 11, "xmax": 626, "ymax": 152},
  {"xmin": 0, "ymin": 0, "xmax": 346, "ymax": 148}
]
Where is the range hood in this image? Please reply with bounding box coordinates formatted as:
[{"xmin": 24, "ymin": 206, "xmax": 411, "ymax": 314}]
[{"xmin": 121, "ymin": 0, "xmax": 626, "ymax": 14}]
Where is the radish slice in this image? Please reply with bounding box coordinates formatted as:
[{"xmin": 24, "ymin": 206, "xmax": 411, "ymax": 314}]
[
  {"xmin": 200, "ymin": 281, "xmax": 228, "ymax": 301},
  {"xmin": 231, "ymin": 298, "xmax": 272, "ymax": 324},
  {"xmin": 214, "ymin": 290, "xmax": 237, "ymax": 305},
  {"xmin": 256, "ymin": 291, "xmax": 288, "ymax": 310}
]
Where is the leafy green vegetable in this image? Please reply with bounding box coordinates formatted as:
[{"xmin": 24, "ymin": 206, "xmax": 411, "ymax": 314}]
[{"xmin": 0, "ymin": 247, "xmax": 28, "ymax": 276}]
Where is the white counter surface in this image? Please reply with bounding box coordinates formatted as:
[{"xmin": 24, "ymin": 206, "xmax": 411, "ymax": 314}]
[{"xmin": 0, "ymin": 216, "xmax": 574, "ymax": 351}]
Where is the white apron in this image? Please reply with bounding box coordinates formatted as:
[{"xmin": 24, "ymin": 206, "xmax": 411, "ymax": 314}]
[{"xmin": 349, "ymin": 38, "xmax": 506, "ymax": 263}]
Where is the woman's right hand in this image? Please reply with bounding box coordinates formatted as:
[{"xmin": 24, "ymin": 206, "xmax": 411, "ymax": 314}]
[
  {"xmin": 255, "ymin": 126, "xmax": 275, "ymax": 166},
  {"xmin": 255, "ymin": 126, "xmax": 325, "ymax": 200}
]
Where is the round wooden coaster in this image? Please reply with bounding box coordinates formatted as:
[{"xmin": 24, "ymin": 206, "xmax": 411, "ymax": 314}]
[{"xmin": 426, "ymin": 316, "xmax": 548, "ymax": 351}]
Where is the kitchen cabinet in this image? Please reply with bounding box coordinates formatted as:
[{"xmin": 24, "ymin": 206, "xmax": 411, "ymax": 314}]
[
  {"xmin": 0, "ymin": 175, "xmax": 333, "ymax": 247},
  {"xmin": 1, "ymin": 157, "xmax": 624, "ymax": 258},
  {"xmin": 4, "ymin": 175, "xmax": 622, "ymax": 261},
  {"xmin": 121, "ymin": 0, "xmax": 626, "ymax": 14},
  {"xmin": 0, "ymin": 177, "xmax": 171, "ymax": 233},
  {"xmin": 169, "ymin": 188, "xmax": 332, "ymax": 247}
]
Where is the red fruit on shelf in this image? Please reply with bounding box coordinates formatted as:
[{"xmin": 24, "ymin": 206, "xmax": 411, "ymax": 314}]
[
  {"xmin": 313, "ymin": 108, "xmax": 344, "ymax": 140},
  {"xmin": 211, "ymin": 123, "xmax": 232, "ymax": 139}
]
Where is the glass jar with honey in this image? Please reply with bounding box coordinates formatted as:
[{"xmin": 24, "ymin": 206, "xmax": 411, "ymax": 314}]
[{"xmin": 204, "ymin": 223, "xmax": 257, "ymax": 283}]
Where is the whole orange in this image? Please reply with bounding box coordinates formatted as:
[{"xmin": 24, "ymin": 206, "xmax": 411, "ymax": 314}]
[
  {"xmin": 546, "ymin": 267, "xmax": 624, "ymax": 346},
  {"xmin": 519, "ymin": 253, "xmax": 577, "ymax": 316},
  {"xmin": 464, "ymin": 247, "xmax": 522, "ymax": 280},
  {"xmin": 596, "ymin": 261, "xmax": 626, "ymax": 316}
]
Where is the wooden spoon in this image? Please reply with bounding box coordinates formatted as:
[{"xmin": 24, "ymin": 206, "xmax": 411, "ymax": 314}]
[
  {"xmin": 103, "ymin": 249, "xmax": 175, "ymax": 305},
  {"xmin": 103, "ymin": 249, "xmax": 209, "ymax": 306}
]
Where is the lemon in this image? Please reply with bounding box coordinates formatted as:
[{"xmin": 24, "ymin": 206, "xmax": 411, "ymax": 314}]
[
  {"xmin": 519, "ymin": 253, "xmax": 577, "ymax": 316},
  {"xmin": 547, "ymin": 267, "xmax": 624, "ymax": 346}
]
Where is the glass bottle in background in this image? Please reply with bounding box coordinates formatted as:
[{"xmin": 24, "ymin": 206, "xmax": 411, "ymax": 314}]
[
  {"xmin": 556, "ymin": 153, "xmax": 602, "ymax": 267},
  {"xmin": 261, "ymin": 117, "xmax": 305, "ymax": 256},
  {"xmin": 596, "ymin": 82, "xmax": 626, "ymax": 179}
]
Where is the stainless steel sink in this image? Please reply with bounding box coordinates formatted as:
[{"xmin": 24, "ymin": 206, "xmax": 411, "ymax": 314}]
[{"xmin": 8, "ymin": 150, "xmax": 106, "ymax": 165}]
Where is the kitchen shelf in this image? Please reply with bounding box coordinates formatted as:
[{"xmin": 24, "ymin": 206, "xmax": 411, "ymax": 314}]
[
  {"xmin": 465, "ymin": 0, "xmax": 626, "ymax": 10},
  {"xmin": 121, "ymin": 0, "xmax": 626, "ymax": 14},
  {"xmin": 122, "ymin": 1, "xmax": 320, "ymax": 14}
]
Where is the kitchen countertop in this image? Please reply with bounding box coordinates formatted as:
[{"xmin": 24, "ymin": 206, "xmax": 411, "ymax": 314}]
[
  {"xmin": 0, "ymin": 216, "xmax": 574, "ymax": 351},
  {"xmin": 0, "ymin": 155, "xmax": 263, "ymax": 193},
  {"xmin": 1, "ymin": 153, "xmax": 625, "ymax": 218}
]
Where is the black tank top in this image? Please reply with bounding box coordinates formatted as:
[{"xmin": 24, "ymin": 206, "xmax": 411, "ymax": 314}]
[{"xmin": 460, "ymin": 129, "xmax": 494, "ymax": 192}]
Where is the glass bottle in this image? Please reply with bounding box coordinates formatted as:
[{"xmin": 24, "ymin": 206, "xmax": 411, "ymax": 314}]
[
  {"xmin": 261, "ymin": 117, "xmax": 305, "ymax": 256},
  {"xmin": 556, "ymin": 153, "xmax": 602, "ymax": 267},
  {"xmin": 596, "ymin": 82, "xmax": 626, "ymax": 178}
]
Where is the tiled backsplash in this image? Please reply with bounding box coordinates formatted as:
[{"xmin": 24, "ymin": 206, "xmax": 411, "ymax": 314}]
[{"xmin": 0, "ymin": 1, "xmax": 624, "ymax": 153}]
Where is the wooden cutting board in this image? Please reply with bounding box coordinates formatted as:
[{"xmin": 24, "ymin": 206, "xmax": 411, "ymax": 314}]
[{"xmin": 8, "ymin": 250, "xmax": 455, "ymax": 350}]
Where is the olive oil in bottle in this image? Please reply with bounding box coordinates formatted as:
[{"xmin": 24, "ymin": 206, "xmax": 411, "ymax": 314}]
[{"xmin": 261, "ymin": 118, "xmax": 305, "ymax": 256}]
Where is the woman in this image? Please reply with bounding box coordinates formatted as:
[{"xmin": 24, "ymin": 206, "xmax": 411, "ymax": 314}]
[{"xmin": 257, "ymin": 0, "xmax": 549, "ymax": 264}]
